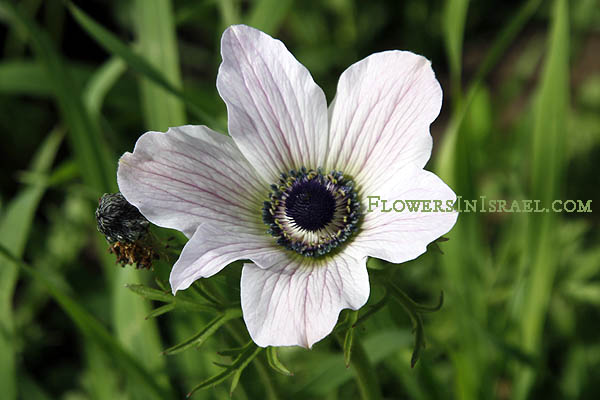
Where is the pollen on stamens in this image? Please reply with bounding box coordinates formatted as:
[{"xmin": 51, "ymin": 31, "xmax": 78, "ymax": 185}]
[{"xmin": 262, "ymin": 168, "xmax": 362, "ymax": 257}]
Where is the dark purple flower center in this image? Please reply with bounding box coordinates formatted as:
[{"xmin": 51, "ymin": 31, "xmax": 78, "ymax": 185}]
[
  {"xmin": 262, "ymin": 168, "xmax": 361, "ymax": 257},
  {"xmin": 285, "ymin": 179, "xmax": 336, "ymax": 231}
]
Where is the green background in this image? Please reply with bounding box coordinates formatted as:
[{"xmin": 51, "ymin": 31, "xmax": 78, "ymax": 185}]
[{"xmin": 0, "ymin": 0, "xmax": 598, "ymax": 399}]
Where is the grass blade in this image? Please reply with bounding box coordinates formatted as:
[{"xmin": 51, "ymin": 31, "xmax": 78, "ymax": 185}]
[
  {"xmin": 1, "ymin": 2, "xmax": 116, "ymax": 193},
  {"xmin": 0, "ymin": 244, "xmax": 171, "ymax": 399},
  {"xmin": 67, "ymin": 2, "xmax": 221, "ymax": 129},
  {"xmin": 246, "ymin": 0, "xmax": 293, "ymax": 35},
  {"xmin": 443, "ymin": 0, "xmax": 469, "ymax": 102},
  {"xmin": 83, "ymin": 56, "xmax": 127, "ymax": 120},
  {"xmin": 514, "ymin": 0, "xmax": 569, "ymax": 397},
  {"xmin": 132, "ymin": 0, "xmax": 186, "ymax": 131},
  {"xmin": 0, "ymin": 128, "xmax": 62, "ymax": 400},
  {"xmin": 0, "ymin": 61, "xmax": 52, "ymax": 95},
  {"xmin": 432, "ymin": 1, "xmax": 544, "ymax": 397},
  {"xmin": 112, "ymin": 268, "xmax": 173, "ymax": 399},
  {"xmin": 436, "ymin": 0, "xmax": 543, "ymax": 184}
]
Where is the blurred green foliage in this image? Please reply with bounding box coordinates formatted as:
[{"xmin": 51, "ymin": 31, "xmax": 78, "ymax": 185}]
[{"xmin": 0, "ymin": 0, "xmax": 599, "ymax": 399}]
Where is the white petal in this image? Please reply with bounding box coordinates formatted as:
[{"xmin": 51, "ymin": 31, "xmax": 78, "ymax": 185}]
[
  {"xmin": 327, "ymin": 51, "xmax": 442, "ymax": 193},
  {"xmin": 216, "ymin": 25, "xmax": 328, "ymax": 183},
  {"xmin": 241, "ymin": 251, "xmax": 369, "ymax": 348},
  {"xmin": 349, "ymin": 165, "xmax": 458, "ymax": 264},
  {"xmin": 117, "ymin": 125, "xmax": 266, "ymax": 238},
  {"xmin": 169, "ymin": 223, "xmax": 280, "ymax": 294}
]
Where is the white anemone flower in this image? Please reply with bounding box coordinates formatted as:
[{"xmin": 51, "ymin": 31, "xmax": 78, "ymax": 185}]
[{"xmin": 117, "ymin": 25, "xmax": 458, "ymax": 348}]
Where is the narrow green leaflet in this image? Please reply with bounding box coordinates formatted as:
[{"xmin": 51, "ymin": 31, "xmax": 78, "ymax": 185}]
[
  {"xmin": 125, "ymin": 283, "xmax": 176, "ymax": 302},
  {"xmin": 388, "ymin": 286, "xmax": 444, "ymax": 314},
  {"xmin": 344, "ymin": 328, "xmax": 355, "ymax": 368},
  {"xmin": 163, "ymin": 310, "xmax": 241, "ymax": 355},
  {"xmin": 229, "ymin": 367, "xmax": 243, "ymax": 396},
  {"xmin": 266, "ymin": 347, "xmax": 293, "ymax": 376},
  {"xmin": 125, "ymin": 283, "xmax": 218, "ymax": 312},
  {"xmin": 145, "ymin": 303, "xmax": 176, "ymax": 320},
  {"xmin": 218, "ymin": 342, "xmax": 253, "ymax": 357},
  {"xmin": 343, "ymin": 311, "xmax": 359, "ymax": 367},
  {"xmin": 353, "ymin": 288, "xmax": 389, "ymax": 328}
]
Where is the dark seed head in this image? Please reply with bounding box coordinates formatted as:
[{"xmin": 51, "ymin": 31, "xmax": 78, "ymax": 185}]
[{"xmin": 96, "ymin": 193, "xmax": 149, "ymax": 243}]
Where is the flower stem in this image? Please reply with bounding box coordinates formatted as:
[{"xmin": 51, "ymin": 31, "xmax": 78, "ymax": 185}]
[{"xmin": 346, "ymin": 337, "xmax": 383, "ymax": 400}]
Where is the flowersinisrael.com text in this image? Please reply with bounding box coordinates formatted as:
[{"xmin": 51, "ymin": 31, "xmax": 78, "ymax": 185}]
[{"xmin": 366, "ymin": 196, "xmax": 592, "ymax": 213}]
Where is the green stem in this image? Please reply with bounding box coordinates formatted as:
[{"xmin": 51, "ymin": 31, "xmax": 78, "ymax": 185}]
[{"xmin": 345, "ymin": 337, "xmax": 383, "ymax": 400}]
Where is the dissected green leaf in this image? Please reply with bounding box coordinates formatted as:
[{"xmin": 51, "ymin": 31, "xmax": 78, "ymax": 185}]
[
  {"xmin": 388, "ymin": 284, "xmax": 444, "ymax": 314},
  {"xmin": 353, "ymin": 288, "xmax": 389, "ymax": 328},
  {"xmin": 191, "ymin": 281, "xmax": 223, "ymax": 306},
  {"xmin": 186, "ymin": 343, "xmax": 262, "ymax": 398},
  {"xmin": 387, "ymin": 284, "xmax": 434, "ymax": 367}
]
